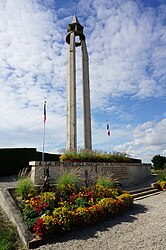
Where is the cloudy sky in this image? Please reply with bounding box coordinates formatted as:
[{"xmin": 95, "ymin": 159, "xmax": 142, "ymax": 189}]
[{"xmin": 0, "ymin": 0, "xmax": 165, "ymax": 163}]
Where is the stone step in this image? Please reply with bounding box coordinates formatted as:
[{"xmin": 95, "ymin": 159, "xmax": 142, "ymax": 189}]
[
  {"xmin": 134, "ymin": 191, "xmax": 163, "ymax": 201},
  {"xmin": 129, "ymin": 186, "xmax": 153, "ymax": 194},
  {"xmin": 129, "ymin": 187, "xmax": 161, "ymax": 200}
]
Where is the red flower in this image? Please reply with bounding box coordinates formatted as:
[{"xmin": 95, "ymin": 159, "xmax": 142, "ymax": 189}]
[{"xmin": 33, "ymin": 218, "xmax": 48, "ymax": 237}]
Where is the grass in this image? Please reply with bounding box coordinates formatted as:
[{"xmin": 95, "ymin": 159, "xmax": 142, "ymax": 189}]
[
  {"xmin": 15, "ymin": 176, "xmax": 36, "ymax": 200},
  {"xmin": 96, "ymin": 176, "xmax": 116, "ymax": 189},
  {"xmin": 0, "ymin": 213, "xmax": 25, "ymax": 250}
]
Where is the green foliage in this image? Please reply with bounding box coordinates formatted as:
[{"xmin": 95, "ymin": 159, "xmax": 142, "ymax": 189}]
[
  {"xmin": 22, "ymin": 206, "xmax": 39, "ymax": 230},
  {"xmin": 151, "ymin": 154, "xmax": 166, "ymax": 170},
  {"xmin": 156, "ymin": 169, "xmax": 166, "ymax": 190},
  {"xmin": 56, "ymin": 170, "xmax": 80, "ymax": 196},
  {"xmin": 157, "ymin": 170, "xmax": 166, "ymax": 182},
  {"xmin": 15, "ymin": 177, "xmax": 36, "ymax": 200},
  {"xmin": 0, "ymin": 223, "xmax": 18, "ymax": 250},
  {"xmin": 96, "ymin": 176, "xmax": 116, "ymax": 189},
  {"xmin": 74, "ymin": 197, "xmax": 87, "ymax": 208},
  {"xmin": 59, "ymin": 149, "xmax": 136, "ymax": 163}
]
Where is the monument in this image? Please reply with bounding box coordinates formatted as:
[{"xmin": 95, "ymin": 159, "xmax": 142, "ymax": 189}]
[
  {"xmin": 30, "ymin": 15, "xmax": 152, "ymax": 188},
  {"xmin": 66, "ymin": 15, "xmax": 92, "ymax": 151}
]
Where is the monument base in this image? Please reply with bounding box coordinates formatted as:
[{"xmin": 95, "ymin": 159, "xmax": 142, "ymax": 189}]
[{"xmin": 29, "ymin": 161, "xmax": 151, "ymax": 187}]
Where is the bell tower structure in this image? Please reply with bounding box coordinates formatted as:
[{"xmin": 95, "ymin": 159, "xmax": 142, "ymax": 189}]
[{"xmin": 66, "ymin": 15, "xmax": 92, "ymax": 151}]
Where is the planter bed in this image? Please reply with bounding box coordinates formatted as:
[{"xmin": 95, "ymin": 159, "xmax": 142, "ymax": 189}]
[{"xmin": 0, "ymin": 184, "xmax": 134, "ymax": 249}]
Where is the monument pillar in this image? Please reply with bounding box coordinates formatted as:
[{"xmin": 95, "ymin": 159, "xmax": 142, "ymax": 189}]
[
  {"xmin": 66, "ymin": 15, "xmax": 92, "ymax": 151},
  {"xmin": 66, "ymin": 31, "xmax": 76, "ymax": 150},
  {"xmin": 82, "ymin": 40, "xmax": 92, "ymax": 150}
]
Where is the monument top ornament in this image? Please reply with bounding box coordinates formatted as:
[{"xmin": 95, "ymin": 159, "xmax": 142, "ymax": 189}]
[{"xmin": 66, "ymin": 14, "xmax": 85, "ymax": 45}]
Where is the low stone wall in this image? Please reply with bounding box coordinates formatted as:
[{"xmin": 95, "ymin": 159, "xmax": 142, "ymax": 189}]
[{"xmin": 30, "ymin": 161, "xmax": 151, "ymax": 187}]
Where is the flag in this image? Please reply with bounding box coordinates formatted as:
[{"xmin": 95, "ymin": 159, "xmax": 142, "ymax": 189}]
[
  {"xmin": 107, "ymin": 123, "xmax": 110, "ymax": 136},
  {"xmin": 44, "ymin": 101, "xmax": 46, "ymax": 124}
]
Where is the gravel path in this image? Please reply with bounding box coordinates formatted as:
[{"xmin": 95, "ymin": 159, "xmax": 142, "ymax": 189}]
[{"xmin": 0, "ymin": 176, "xmax": 165, "ymax": 250}]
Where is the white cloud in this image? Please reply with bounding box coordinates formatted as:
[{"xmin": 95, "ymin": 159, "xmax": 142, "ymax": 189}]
[
  {"xmin": 0, "ymin": 0, "xmax": 67, "ymax": 151},
  {"xmin": 0, "ymin": 0, "xmax": 165, "ymax": 163},
  {"xmin": 80, "ymin": 0, "xmax": 166, "ymax": 108},
  {"xmin": 114, "ymin": 118, "xmax": 166, "ymax": 162}
]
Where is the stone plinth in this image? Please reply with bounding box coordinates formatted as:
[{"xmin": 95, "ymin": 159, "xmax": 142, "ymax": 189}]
[{"xmin": 30, "ymin": 161, "xmax": 61, "ymax": 185}]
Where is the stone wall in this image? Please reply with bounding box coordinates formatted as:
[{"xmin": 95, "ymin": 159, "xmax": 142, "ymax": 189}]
[{"xmin": 30, "ymin": 161, "xmax": 151, "ymax": 187}]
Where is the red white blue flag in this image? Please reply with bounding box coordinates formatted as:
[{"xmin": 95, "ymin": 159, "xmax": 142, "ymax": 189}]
[
  {"xmin": 44, "ymin": 101, "xmax": 46, "ymax": 124},
  {"xmin": 107, "ymin": 123, "xmax": 110, "ymax": 136}
]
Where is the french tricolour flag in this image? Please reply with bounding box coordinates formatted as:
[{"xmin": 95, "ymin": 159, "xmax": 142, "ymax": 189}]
[
  {"xmin": 44, "ymin": 101, "xmax": 46, "ymax": 124},
  {"xmin": 107, "ymin": 123, "xmax": 110, "ymax": 136}
]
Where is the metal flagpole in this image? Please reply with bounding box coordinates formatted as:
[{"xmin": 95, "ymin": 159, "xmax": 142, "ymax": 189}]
[
  {"xmin": 108, "ymin": 134, "xmax": 110, "ymax": 153},
  {"xmin": 42, "ymin": 101, "xmax": 46, "ymax": 164}
]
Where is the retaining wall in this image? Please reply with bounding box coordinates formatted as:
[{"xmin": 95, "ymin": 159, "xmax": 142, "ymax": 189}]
[{"xmin": 30, "ymin": 161, "xmax": 151, "ymax": 187}]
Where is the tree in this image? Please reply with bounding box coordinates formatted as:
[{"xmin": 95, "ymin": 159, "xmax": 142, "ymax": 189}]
[{"xmin": 151, "ymin": 155, "xmax": 166, "ymax": 170}]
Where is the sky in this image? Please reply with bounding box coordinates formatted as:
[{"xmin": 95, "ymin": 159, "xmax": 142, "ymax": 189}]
[{"xmin": 0, "ymin": 0, "xmax": 165, "ymax": 163}]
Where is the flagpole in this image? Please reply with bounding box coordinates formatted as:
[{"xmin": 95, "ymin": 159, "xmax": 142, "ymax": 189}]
[
  {"xmin": 42, "ymin": 101, "xmax": 46, "ymax": 164},
  {"xmin": 42, "ymin": 122, "xmax": 46, "ymax": 163},
  {"xmin": 108, "ymin": 134, "xmax": 110, "ymax": 153}
]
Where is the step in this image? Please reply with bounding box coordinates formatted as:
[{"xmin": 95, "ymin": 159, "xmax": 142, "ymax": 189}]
[
  {"xmin": 131, "ymin": 188, "xmax": 160, "ymax": 198},
  {"xmin": 129, "ymin": 186, "xmax": 153, "ymax": 195},
  {"xmin": 134, "ymin": 191, "xmax": 163, "ymax": 201}
]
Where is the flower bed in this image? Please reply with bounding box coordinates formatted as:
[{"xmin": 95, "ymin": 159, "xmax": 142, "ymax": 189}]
[
  {"xmin": 59, "ymin": 150, "xmax": 141, "ymax": 163},
  {"xmin": 156, "ymin": 171, "xmax": 166, "ymax": 190},
  {"xmin": 158, "ymin": 181, "xmax": 166, "ymax": 190},
  {"xmin": 15, "ymin": 184, "xmax": 133, "ymax": 239}
]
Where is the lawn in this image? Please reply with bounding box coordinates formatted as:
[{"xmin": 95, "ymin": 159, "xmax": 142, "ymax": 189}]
[{"xmin": 0, "ymin": 209, "xmax": 25, "ymax": 250}]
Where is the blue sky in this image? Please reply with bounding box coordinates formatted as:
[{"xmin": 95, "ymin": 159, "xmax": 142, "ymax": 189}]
[{"xmin": 0, "ymin": 0, "xmax": 165, "ymax": 162}]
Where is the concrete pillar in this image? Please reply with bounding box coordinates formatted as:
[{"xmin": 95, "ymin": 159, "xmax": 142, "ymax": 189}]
[
  {"xmin": 82, "ymin": 40, "xmax": 92, "ymax": 150},
  {"xmin": 66, "ymin": 32, "xmax": 77, "ymax": 150},
  {"xmin": 66, "ymin": 15, "xmax": 92, "ymax": 151}
]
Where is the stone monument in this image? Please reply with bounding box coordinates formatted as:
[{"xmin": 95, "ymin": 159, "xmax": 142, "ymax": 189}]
[{"xmin": 66, "ymin": 15, "xmax": 92, "ymax": 151}]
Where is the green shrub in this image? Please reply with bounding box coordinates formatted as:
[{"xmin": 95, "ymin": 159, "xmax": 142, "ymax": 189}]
[
  {"xmin": 96, "ymin": 176, "xmax": 116, "ymax": 189},
  {"xmin": 15, "ymin": 177, "xmax": 36, "ymax": 200},
  {"xmin": 157, "ymin": 170, "xmax": 166, "ymax": 182},
  {"xmin": 151, "ymin": 154, "xmax": 166, "ymax": 170},
  {"xmin": 56, "ymin": 171, "xmax": 80, "ymax": 196}
]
